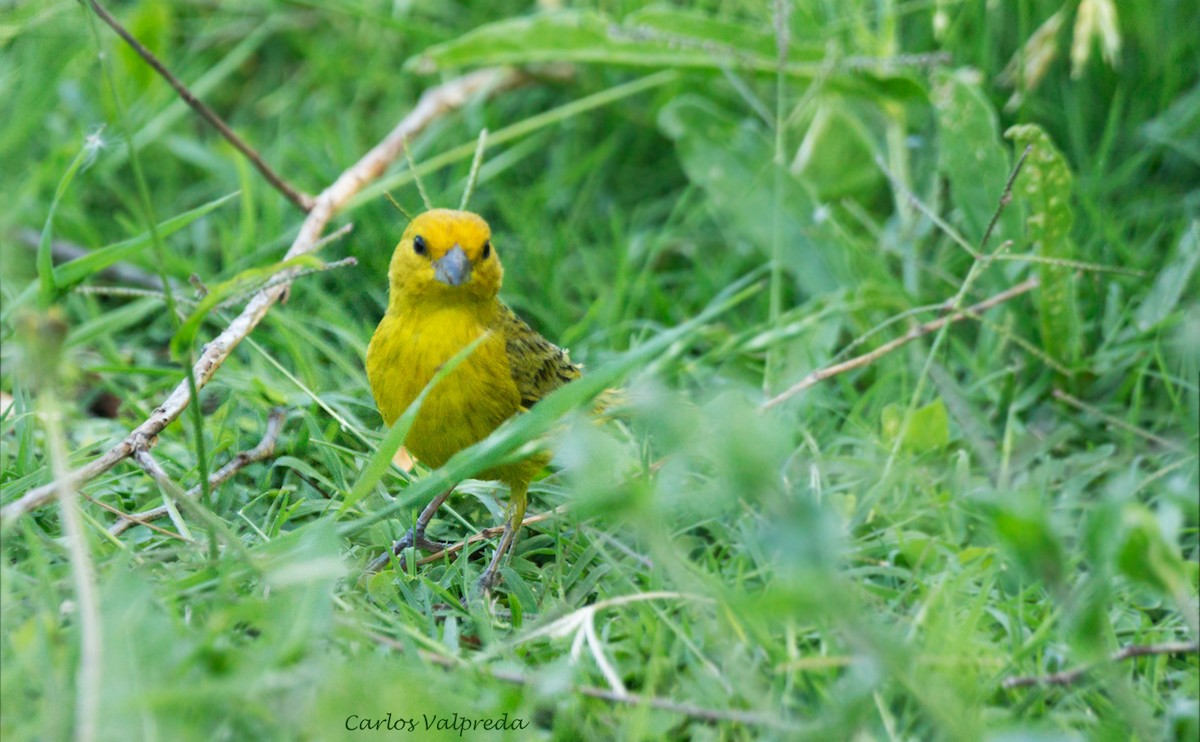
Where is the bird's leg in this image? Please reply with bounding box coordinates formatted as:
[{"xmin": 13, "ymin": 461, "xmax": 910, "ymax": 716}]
[
  {"xmin": 367, "ymin": 486, "xmax": 455, "ymax": 572},
  {"xmin": 409, "ymin": 486, "xmax": 456, "ymax": 552},
  {"xmin": 475, "ymin": 483, "xmax": 527, "ymax": 593}
]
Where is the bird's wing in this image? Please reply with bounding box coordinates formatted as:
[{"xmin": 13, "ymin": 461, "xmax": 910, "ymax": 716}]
[{"xmin": 496, "ymin": 303, "xmax": 582, "ymax": 409}]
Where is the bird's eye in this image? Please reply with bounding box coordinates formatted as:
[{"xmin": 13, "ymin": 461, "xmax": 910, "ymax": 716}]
[
  {"xmin": 481, "ymin": 240, "xmax": 491, "ymax": 259},
  {"xmin": 413, "ymin": 235, "xmax": 428, "ymax": 256}
]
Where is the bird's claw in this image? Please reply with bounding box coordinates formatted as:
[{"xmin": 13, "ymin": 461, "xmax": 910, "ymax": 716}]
[
  {"xmin": 366, "ymin": 528, "xmax": 451, "ymax": 573},
  {"xmin": 474, "ymin": 567, "xmax": 501, "ymax": 596},
  {"xmin": 413, "ymin": 534, "xmax": 452, "ymax": 553}
]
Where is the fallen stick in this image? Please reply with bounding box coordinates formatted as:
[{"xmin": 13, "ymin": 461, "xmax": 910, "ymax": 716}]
[
  {"xmin": 1, "ymin": 67, "xmax": 528, "ymax": 527},
  {"xmin": 109, "ymin": 408, "xmax": 287, "ymax": 536},
  {"xmin": 1002, "ymin": 641, "xmax": 1199, "ymax": 689},
  {"xmin": 761, "ymin": 277, "xmax": 1040, "ymax": 410},
  {"xmin": 87, "ymin": 0, "xmax": 313, "ymax": 211}
]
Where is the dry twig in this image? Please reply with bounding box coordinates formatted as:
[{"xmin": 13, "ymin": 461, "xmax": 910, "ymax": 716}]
[
  {"xmin": 1002, "ymin": 641, "xmax": 1199, "ymax": 689},
  {"xmin": 87, "ymin": 0, "xmax": 314, "ymax": 211},
  {"xmin": 110, "ymin": 408, "xmax": 287, "ymax": 536},
  {"xmin": 2, "ymin": 67, "xmax": 529, "ymax": 526},
  {"xmin": 761, "ymin": 277, "xmax": 1040, "ymax": 410},
  {"xmin": 83, "ymin": 494, "xmax": 192, "ymax": 542}
]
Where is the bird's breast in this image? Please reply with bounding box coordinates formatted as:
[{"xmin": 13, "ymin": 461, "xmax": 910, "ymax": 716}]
[{"xmin": 367, "ymin": 305, "xmax": 520, "ymax": 470}]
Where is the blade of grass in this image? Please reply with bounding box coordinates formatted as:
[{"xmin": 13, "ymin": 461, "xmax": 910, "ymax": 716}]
[{"xmin": 36, "ymin": 138, "xmax": 93, "ymax": 308}]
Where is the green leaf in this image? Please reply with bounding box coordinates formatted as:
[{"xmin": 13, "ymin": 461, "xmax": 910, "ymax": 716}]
[
  {"xmin": 990, "ymin": 500, "xmax": 1065, "ymax": 591},
  {"xmin": 933, "ymin": 70, "xmax": 1020, "ymax": 245},
  {"xmin": 881, "ymin": 398, "xmax": 950, "ymax": 453},
  {"xmin": 658, "ymin": 94, "xmax": 842, "ymax": 295},
  {"xmin": 169, "ymin": 255, "xmax": 322, "ymax": 359},
  {"xmin": 1136, "ymin": 221, "xmax": 1200, "ymax": 331},
  {"xmin": 1116, "ymin": 504, "xmax": 1188, "ymax": 598},
  {"xmin": 54, "ymin": 191, "xmax": 239, "ymax": 287},
  {"xmin": 407, "ymin": 9, "xmax": 797, "ymax": 76},
  {"xmin": 37, "ymin": 141, "xmax": 92, "ymax": 307},
  {"xmin": 1005, "ymin": 123, "xmax": 1083, "ymax": 369},
  {"xmin": 792, "ymin": 102, "xmax": 884, "ymax": 202},
  {"xmin": 66, "ymin": 297, "xmax": 163, "ymax": 348},
  {"xmin": 406, "ymin": 8, "xmax": 924, "ymax": 104},
  {"xmin": 623, "ymin": 5, "xmax": 780, "ymax": 59}
]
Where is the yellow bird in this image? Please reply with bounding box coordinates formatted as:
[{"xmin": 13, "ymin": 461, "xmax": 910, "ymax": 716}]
[{"xmin": 365, "ymin": 208, "xmax": 580, "ymax": 592}]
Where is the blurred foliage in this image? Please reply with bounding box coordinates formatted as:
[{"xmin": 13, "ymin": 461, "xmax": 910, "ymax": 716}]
[{"xmin": 2, "ymin": 0, "xmax": 1197, "ymax": 739}]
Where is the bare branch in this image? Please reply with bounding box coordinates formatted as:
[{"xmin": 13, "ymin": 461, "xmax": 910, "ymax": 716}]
[
  {"xmin": 86, "ymin": 0, "xmax": 314, "ymax": 211},
  {"xmin": 762, "ymin": 277, "xmax": 1040, "ymax": 410},
  {"xmin": 110, "ymin": 408, "xmax": 286, "ymax": 536},
  {"xmin": 131, "ymin": 448, "xmax": 177, "ymax": 493},
  {"xmin": 2, "ymin": 67, "xmax": 529, "ymax": 526},
  {"xmin": 1003, "ymin": 641, "xmax": 1199, "ymax": 689}
]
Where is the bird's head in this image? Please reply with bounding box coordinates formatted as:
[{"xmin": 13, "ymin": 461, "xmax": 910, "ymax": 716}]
[{"xmin": 387, "ymin": 208, "xmax": 503, "ymax": 307}]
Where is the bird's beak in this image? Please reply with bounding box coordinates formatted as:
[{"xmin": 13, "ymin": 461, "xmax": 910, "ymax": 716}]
[{"xmin": 433, "ymin": 244, "xmax": 472, "ymax": 287}]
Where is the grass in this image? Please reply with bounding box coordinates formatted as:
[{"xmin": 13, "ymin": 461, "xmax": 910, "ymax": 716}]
[{"xmin": 2, "ymin": 0, "xmax": 1198, "ymax": 739}]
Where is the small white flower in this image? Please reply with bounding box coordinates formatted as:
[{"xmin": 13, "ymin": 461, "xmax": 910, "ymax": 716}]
[{"xmin": 82, "ymin": 124, "xmax": 108, "ymax": 168}]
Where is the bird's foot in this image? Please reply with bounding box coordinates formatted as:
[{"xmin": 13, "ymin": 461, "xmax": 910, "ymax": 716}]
[
  {"xmin": 366, "ymin": 528, "xmax": 452, "ymax": 573},
  {"xmin": 412, "ymin": 533, "xmax": 453, "ymax": 554},
  {"xmin": 473, "ymin": 565, "xmax": 502, "ymax": 596}
]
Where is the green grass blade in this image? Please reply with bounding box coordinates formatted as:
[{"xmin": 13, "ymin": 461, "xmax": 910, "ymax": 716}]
[
  {"xmin": 5, "ymin": 192, "xmax": 239, "ymax": 335},
  {"xmin": 1136, "ymin": 220, "xmax": 1200, "ymax": 331},
  {"xmin": 36, "ymin": 141, "xmax": 91, "ymax": 307},
  {"xmin": 54, "ymin": 191, "xmax": 239, "ymax": 287}
]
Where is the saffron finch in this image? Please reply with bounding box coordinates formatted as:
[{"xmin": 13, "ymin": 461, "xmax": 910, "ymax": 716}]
[{"xmin": 365, "ymin": 208, "xmax": 580, "ymax": 592}]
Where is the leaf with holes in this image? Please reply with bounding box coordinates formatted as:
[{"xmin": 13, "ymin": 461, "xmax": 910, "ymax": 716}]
[{"xmin": 1005, "ymin": 123, "xmax": 1083, "ymax": 370}]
